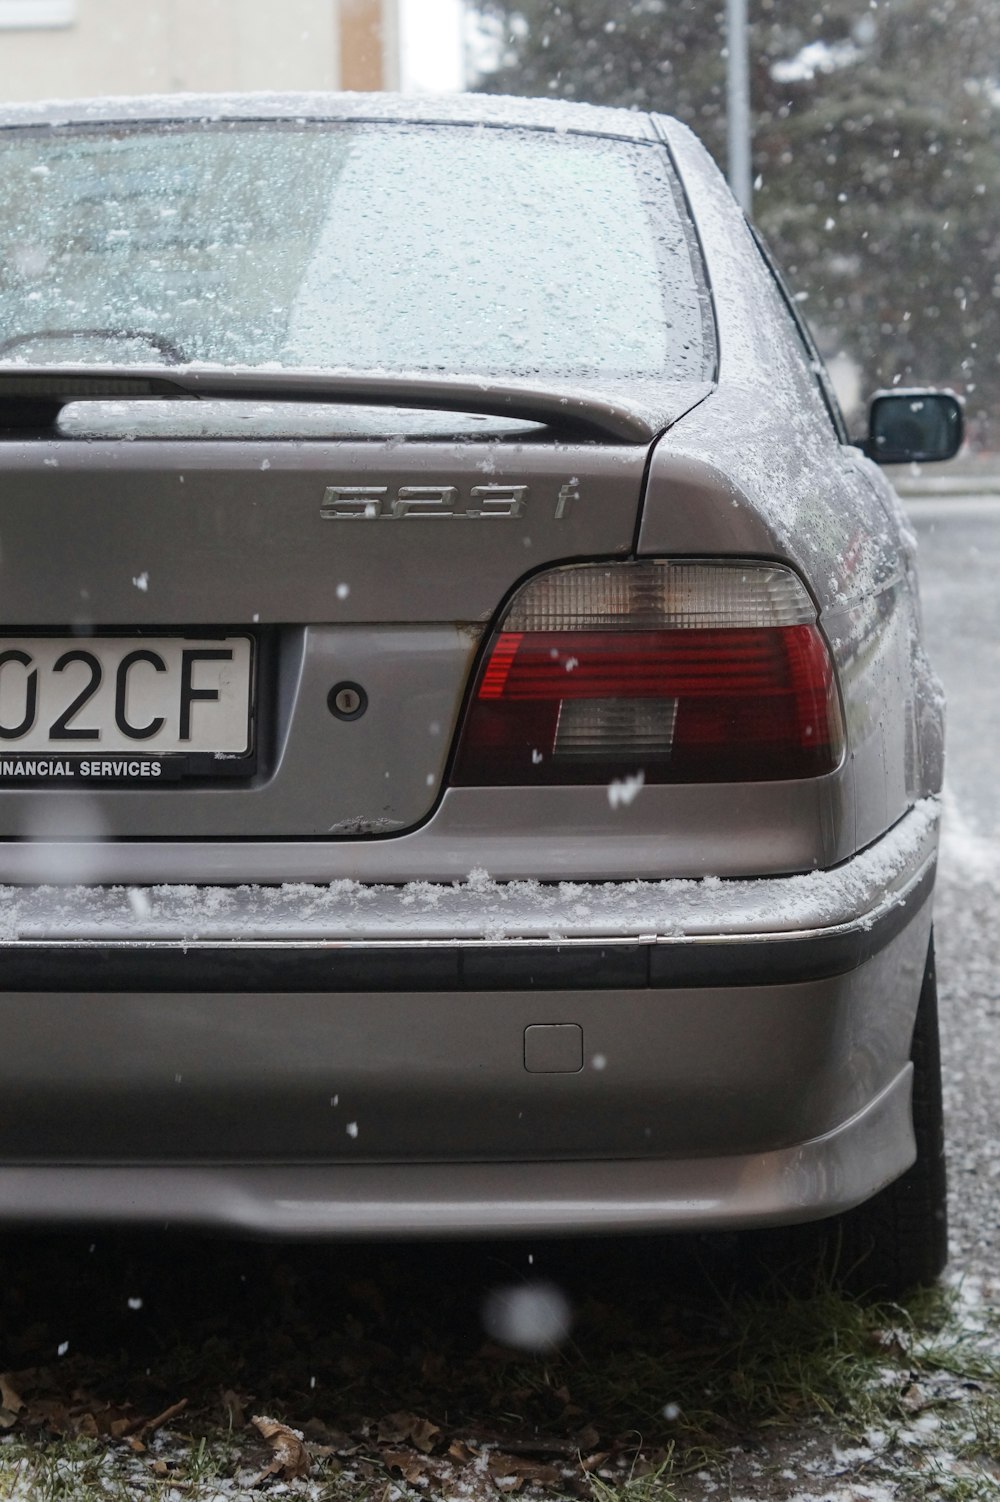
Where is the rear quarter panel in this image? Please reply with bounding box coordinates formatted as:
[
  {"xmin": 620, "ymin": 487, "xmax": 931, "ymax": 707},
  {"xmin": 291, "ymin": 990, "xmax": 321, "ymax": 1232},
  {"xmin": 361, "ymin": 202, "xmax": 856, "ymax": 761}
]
[{"xmin": 649, "ymin": 118, "xmax": 942, "ymax": 856}]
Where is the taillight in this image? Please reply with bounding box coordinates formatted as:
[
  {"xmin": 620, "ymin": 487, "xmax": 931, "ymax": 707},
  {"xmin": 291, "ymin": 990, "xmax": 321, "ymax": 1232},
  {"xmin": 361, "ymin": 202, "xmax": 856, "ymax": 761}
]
[{"xmin": 451, "ymin": 562, "xmax": 844, "ymax": 785}]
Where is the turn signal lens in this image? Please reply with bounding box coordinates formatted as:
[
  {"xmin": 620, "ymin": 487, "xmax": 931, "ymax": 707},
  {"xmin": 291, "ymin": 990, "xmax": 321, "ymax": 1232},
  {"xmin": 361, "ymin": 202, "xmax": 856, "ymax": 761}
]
[{"xmin": 451, "ymin": 562, "xmax": 844, "ymax": 785}]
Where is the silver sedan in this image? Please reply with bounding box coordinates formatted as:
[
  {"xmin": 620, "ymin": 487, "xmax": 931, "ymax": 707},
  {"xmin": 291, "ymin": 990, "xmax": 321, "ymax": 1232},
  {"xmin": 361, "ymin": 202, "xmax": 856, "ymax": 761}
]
[{"xmin": 0, "ymin": 92, "xmax": 961, "ymax": 1295}]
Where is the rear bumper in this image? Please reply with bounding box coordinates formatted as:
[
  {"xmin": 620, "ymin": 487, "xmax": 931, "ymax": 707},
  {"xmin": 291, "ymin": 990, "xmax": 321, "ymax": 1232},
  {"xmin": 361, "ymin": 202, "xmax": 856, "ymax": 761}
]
[{"xmin": 0, "ymin": 802, "xmax": 938, "ymax": 1234}]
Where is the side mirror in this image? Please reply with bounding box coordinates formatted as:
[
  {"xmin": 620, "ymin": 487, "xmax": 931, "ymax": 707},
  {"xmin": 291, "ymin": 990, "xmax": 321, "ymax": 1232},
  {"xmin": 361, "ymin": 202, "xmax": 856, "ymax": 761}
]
[{"xmin": 863, "ymin": 389, "xmax": 964, "ymax": 465}]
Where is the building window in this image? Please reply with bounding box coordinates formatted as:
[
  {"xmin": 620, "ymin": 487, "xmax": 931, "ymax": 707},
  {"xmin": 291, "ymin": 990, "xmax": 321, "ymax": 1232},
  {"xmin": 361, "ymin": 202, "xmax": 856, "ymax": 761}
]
[{"xmin": 0, "ymin": 0, "xmax": 76, "ymax": 27}]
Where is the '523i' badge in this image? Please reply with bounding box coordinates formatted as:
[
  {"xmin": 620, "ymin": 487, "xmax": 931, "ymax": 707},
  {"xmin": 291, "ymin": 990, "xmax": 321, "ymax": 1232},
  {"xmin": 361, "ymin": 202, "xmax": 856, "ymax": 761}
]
[{"xmin": 320, "ymin": 482, "xmax": 580, "ymax": 520}]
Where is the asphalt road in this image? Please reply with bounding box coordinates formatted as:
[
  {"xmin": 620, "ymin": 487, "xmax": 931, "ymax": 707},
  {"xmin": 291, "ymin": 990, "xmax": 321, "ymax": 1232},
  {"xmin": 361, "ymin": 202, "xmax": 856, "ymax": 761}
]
[{"xmin": 908, "ymin": 495, "xmax": 1000, "ymax": 1277}]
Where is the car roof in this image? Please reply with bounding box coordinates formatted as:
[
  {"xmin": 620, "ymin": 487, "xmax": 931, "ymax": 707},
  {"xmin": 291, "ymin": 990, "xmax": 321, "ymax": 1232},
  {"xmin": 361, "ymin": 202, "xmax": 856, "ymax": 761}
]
[{"xmin": 0, "ymin": 90, "xmax": 662, "ymax": 142}]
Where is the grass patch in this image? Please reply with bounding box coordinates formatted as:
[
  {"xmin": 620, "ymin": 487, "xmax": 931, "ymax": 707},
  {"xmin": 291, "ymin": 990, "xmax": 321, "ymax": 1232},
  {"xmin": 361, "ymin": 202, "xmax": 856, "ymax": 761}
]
[{"xmin": 0, "ymin": 1234, "xmax": 997, "ymax": 1499}]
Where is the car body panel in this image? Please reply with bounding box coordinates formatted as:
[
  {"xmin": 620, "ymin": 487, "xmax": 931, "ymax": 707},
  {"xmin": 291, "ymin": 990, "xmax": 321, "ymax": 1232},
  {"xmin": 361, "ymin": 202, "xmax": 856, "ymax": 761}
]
[
  {"xmin": 0, "ymin": 434, "xmax": 658, "ymax": 838},
  {"xmin": 645, "ymin": 117, "xmax": 943, "ymax": 854},
  {"xmin": 0, "ymin": 1069, "xmax": 916, "ymax": 1235},
  {"xmin": 0, "ymin": 437, "xmax": 655, "ymax": 628}
]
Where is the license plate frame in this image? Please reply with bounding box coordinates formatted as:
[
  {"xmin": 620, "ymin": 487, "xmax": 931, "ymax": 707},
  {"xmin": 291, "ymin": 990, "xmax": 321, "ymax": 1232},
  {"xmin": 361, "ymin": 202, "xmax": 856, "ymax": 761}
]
[{"xmin": 0, "ymin": 630, "xmax": 257, "ymax": 785}]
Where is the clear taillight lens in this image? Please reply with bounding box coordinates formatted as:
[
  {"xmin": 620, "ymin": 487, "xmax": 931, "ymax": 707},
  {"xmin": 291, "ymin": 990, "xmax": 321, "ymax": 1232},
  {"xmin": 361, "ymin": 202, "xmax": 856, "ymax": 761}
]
[{"xmin": 451, "ymin": 562, "xmax": 845, "ymax": 785}]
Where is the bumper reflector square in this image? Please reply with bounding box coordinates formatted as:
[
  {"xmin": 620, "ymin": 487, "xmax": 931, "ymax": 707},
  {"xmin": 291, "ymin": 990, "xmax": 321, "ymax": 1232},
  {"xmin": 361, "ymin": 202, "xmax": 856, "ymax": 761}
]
[{"xmin": 524, "ymin": 1023, "xmax": 584, "ymax": 1074}]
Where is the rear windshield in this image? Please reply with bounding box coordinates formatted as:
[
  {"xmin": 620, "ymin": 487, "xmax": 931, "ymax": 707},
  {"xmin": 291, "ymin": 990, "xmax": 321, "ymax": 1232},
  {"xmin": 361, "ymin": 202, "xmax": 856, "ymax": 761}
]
[{"xmin": 0, "ymin": 120, "xmax": 712, "ymax": 384}]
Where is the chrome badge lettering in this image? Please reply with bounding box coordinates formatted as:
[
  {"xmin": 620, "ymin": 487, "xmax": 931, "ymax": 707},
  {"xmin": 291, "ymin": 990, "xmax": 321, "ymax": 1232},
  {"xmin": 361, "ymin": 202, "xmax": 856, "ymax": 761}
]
[
  {"xmin": 319, "ymin": 487, "xmax": 386, "ymax": 520},
  {"xmin": 554, "ymin": 479, "xmax": 580, "ymax": 520},
  {"xmin": 321, "ymin": 484, "xmax": 528, "ymax": 519}
]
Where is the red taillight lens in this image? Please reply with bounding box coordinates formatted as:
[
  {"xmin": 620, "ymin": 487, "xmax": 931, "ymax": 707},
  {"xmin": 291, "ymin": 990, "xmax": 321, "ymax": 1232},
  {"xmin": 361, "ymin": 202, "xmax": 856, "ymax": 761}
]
[{"xmin": 451, "ymin": 563, "xmax": 844, "ymax": 785}]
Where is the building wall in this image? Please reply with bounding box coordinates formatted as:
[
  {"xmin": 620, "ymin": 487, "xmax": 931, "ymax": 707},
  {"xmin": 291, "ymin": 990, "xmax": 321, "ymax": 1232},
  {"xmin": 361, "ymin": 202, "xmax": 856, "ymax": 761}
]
[
  {"xmin": 0, "ymin": 0, "xmax": 399, "ymax": 100},
  {"xmin": 340, "ymin": 0, "xmax": 398, "ymax": 92}
]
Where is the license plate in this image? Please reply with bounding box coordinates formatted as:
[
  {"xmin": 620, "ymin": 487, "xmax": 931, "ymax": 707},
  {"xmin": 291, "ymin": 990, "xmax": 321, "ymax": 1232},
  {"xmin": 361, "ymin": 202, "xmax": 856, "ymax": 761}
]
[{"xmin": 0, "ymin": 635, "xmax": 254, "ymax": 769}]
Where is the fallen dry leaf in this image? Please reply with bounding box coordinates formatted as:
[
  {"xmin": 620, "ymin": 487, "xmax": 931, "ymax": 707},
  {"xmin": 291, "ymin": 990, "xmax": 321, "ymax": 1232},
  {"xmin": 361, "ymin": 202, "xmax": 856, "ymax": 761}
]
[
  {"xmin": 302, "ymin": 1416, "xmax": 357, "ymax": 1451},
  {"xmin": 0, "ymin": 1376, "xmax": 25, "ymax": 1415},
  {"xmin": 251, "ymin": 1414, "xmax": 311, "ymax": 1481},
  {"xmin": 382, "ymin": 1447, "xmax": 433, "ymax": 1483},
  {"xmin": 376, "ymin": 1410, "xmax": 442, "ymax": 1452},
  {"xmin": 487, "ymin": 1452, "xmax": 563, "ymax": 1486},
  {"xmin": 376, "ymin": 1412, "xmax": 408, "ymax": 1443},
  {"xmin": 23, "ymin": 1398, "xmax": 72, "ymax": 1433},
  {"xmin": 409, "ymin": 1416, "xmax": 442, "ymax": 1453},
  {"xmin": 448, "ymin": 1439, "xmax": 480, "ymax": 1463}
]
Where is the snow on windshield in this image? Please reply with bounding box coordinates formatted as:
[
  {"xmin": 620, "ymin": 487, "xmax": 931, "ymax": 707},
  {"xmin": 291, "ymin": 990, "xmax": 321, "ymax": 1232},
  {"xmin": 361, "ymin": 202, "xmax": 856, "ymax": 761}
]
[{"xmin": 0, "ymin": 119, "xmax": 711, "ymax": 382}]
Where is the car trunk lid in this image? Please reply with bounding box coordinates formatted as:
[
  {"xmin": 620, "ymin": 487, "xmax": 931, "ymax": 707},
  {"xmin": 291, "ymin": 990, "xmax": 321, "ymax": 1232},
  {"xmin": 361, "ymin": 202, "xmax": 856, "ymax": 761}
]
[{"xmin": 0, "ymin": 379, "xmax": 710, "ymax": 838}]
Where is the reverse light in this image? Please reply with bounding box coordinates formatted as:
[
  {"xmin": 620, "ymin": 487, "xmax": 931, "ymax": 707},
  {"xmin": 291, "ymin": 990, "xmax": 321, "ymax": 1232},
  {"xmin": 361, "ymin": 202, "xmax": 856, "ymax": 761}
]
[{"xmin": 451, "ymin": 562, "xmax": 845, "ymax": 785}]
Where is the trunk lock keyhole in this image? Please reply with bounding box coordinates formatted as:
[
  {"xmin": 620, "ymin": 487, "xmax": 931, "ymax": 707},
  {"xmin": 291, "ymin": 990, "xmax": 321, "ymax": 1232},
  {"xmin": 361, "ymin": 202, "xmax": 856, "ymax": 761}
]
[{"xmin": 329, "ymin": 682, "xmax": 368, "ymax": 720}]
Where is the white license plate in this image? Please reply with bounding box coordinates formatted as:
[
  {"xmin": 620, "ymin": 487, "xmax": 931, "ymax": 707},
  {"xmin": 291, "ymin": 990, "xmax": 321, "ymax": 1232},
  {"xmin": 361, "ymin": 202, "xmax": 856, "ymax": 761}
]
[{"xmin": 0, "ymin": 636, "xmax": 254, "ymax": 756}]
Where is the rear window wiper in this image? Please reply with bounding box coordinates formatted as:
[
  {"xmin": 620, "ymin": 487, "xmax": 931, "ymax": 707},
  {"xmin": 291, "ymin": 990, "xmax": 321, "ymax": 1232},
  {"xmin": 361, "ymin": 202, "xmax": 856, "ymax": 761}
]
[{"xmin": 0, "ymin": 329, "xmax": 189, "ymax": 364}]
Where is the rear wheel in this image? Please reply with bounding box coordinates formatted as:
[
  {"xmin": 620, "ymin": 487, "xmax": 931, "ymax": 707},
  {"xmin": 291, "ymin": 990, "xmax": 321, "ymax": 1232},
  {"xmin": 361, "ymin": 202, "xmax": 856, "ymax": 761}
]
[{"xmin": 824, "ymin": 935, "xmax": 948, "ymax": 1297}]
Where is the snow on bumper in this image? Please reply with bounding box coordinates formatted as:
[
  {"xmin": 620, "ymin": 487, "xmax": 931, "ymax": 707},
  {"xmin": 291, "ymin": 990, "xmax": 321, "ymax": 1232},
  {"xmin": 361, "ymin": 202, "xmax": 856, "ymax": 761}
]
[{"xmin": 0, "ymin": 798, "xmax": 939, "ymax": 947}]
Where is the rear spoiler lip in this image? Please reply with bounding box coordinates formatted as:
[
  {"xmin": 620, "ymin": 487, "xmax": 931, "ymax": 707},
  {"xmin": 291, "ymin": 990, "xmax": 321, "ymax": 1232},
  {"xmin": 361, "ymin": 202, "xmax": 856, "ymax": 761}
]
[{"xmin": 0, "ymin": 364, "xmax": 714, "ymax": 445}]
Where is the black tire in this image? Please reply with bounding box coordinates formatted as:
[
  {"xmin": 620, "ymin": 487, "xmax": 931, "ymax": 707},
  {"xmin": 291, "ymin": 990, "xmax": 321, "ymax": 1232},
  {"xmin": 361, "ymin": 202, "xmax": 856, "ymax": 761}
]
[{"xmin": 824, "ymin": 934, "xmax": 948, "ymax": 1297}]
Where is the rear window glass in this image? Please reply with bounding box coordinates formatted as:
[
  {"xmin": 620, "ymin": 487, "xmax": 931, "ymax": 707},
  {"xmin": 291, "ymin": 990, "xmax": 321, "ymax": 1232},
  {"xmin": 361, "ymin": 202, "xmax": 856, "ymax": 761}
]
[{"xmin": 0, "ymin": 120, "xmax": 712, "ymax": 383}]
